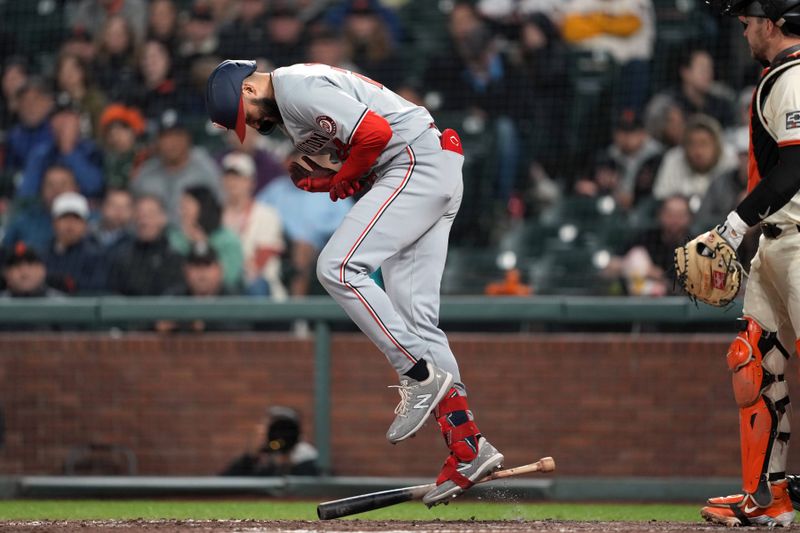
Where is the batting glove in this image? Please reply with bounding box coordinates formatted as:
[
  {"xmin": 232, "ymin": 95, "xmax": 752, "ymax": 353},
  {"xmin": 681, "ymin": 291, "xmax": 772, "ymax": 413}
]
[
  {"xmin": 289, "ymin": 156, "xmax": 336, "ymax": 193},
  {"xmin": 329, "ymin": 175, "xmax": 363, "ymax": 202}
]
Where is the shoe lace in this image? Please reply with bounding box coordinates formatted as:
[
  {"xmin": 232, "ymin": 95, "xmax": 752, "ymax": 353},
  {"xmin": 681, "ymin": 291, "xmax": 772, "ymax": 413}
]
[{"xmin": 389, "ymin": 382, "xmax": 411, "ymax": 417}]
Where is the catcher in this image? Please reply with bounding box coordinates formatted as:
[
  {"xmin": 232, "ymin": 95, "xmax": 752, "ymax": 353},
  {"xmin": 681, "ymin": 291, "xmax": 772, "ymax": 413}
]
[{"xmin": 676, "ymin": 0, "xmax": 800, "ymax": 527}]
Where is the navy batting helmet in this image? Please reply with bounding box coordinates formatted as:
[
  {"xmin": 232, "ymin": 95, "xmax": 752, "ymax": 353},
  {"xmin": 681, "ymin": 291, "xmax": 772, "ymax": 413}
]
[
  {"xmin": 707, "ymin": 0, "xmax": 800, "ymax": 33},
  {"xmin": 205, "ymin": 59, "xmax": 258, "ymax": 142}
]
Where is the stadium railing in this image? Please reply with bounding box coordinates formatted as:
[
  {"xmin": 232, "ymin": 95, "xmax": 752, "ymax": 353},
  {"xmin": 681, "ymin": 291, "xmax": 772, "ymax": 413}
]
[{"xmin": 0, "ymin": 295, "xmax": 741, "ymax": 474}]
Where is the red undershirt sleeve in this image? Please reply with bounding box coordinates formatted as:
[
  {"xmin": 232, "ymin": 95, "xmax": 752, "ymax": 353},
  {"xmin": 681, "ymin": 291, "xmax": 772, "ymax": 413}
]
[{"xmin": 333, "ymin": 110, "xmax": 392, "ymax": 184}]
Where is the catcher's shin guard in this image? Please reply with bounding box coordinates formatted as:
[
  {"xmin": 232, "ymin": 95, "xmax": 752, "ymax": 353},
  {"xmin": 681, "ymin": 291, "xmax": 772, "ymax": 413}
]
[{"xmin": 728, "ymin": 317, "xmax": 791, "ymax": 506}]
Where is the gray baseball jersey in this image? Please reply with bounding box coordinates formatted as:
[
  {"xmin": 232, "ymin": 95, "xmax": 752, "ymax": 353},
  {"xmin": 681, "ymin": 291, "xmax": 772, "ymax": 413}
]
[
  {"xmin": 272, "ymin": 63, "xmax": 433, "ymax": 167},
  {"xmin": 272, "ymin": 63, "xmax": 464, "ymax": 382}
]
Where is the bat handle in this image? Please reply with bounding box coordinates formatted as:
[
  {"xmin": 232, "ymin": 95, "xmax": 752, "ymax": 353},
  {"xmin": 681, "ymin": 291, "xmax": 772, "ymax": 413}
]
[
  {"xmin": 317, "ymin": 483, "xmax": 434, "ymax": 520},
  {"xmin": 483, "ymin": 457, "xmax": 556, "ymax": 483}
]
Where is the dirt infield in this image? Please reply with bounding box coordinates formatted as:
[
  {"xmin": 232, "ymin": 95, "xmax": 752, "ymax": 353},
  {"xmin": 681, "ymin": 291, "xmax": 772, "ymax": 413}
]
[{"xmin": 0, "ymin": 520, "xmax": 736, "ymax": 532}]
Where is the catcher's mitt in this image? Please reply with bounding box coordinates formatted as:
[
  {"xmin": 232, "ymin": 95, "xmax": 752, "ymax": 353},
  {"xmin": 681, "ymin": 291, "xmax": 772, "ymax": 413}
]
[{"xmin": 674, "ymin": 228, "xmax": 742, "ymax": 307}]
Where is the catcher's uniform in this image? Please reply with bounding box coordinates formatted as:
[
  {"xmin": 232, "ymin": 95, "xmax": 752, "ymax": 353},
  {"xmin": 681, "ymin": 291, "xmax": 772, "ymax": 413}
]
[
  {"xmin": 743, "ymin": 50, "xmax": 800, "ymax": 337},
  {"xmin": 720, "ymin": 47, "xmax": 800, "ymax": 510}
]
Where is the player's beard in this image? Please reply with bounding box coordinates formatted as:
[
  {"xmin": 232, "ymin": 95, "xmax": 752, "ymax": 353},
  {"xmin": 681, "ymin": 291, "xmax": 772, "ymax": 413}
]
[
  {"xmin": 746, "ymin": 20, "xmax": 770, "ymax": 66},
  {"xmin": 254, "ymin": 97, "xmax": 283, "ymax": 126}
]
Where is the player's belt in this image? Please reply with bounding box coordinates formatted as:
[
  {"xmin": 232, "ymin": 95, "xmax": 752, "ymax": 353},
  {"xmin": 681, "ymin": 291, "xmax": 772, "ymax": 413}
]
[{"xmin": 761, "ymin": 223, "xmax": 800, "ymax": 239}]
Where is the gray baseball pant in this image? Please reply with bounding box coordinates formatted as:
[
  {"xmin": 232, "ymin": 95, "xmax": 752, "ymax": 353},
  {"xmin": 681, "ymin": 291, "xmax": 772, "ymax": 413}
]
[{"xmin": 316, "ymin": 128, "xmax": 464, "ymax": 383}]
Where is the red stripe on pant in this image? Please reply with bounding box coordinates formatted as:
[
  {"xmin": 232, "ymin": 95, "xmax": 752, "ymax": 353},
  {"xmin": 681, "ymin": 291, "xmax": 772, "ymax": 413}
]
[{"xmin": 338, "ymin": 146, "xmax": 417, "ymax": 363}]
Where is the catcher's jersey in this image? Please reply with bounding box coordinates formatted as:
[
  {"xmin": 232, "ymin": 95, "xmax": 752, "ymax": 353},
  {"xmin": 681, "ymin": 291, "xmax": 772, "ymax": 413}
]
[
  {"xmin": 271, "ymin": 63, "xmax": 434, "ymax": 167},
  {"xmin": 750, "ymin": 51, "xmax": 800, "ymax": 225}
]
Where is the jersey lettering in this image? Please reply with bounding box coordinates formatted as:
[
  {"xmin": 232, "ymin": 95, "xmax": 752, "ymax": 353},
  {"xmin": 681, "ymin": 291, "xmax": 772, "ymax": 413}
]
[{"xmin": 296, "ymin": 131, "xmax": 332, "ymax": 154}]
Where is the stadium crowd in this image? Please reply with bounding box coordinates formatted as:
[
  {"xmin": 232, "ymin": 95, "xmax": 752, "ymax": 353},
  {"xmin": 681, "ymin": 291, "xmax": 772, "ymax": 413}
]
[{"xmin": 0, "ymin": 0, "xmax": 761, "ymax": 299}]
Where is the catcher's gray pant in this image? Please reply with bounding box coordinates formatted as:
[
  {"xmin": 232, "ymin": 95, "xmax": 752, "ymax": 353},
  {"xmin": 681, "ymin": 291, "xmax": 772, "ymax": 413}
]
[{"xmin": 317, "ymin": 128, "xmax": 464, "ymax": 383}]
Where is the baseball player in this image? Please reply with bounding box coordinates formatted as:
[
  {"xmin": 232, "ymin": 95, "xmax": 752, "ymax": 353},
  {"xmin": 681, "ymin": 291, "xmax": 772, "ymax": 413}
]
[
  {"xmin": 695, "ymin": 0, "xmax": 800, "ymax": 527},
  {"xmin": 205, "ymin": 61, "xmax": 504, "ymax": 505}
]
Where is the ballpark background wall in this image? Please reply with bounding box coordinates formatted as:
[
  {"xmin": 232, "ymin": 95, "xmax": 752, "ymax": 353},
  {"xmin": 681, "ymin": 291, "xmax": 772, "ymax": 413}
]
[{"xmin": 0, "ymin": 333, "xmax": 760, "ymax": 478}]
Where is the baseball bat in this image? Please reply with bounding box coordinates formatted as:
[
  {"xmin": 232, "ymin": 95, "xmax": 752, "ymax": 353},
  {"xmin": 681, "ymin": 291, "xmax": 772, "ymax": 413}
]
[{"xmin": 317, "ymin": 456, "xmax": 555, "ymax": 520}]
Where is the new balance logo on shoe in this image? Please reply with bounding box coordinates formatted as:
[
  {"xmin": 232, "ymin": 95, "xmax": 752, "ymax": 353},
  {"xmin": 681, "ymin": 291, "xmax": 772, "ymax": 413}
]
[
  {"xmin": 386, "ymin": 365, "xmax": 453, "ymax": 444},
  {"xmin": 414, "ymin": 394, "xmax": 432, "ymax": 409}
]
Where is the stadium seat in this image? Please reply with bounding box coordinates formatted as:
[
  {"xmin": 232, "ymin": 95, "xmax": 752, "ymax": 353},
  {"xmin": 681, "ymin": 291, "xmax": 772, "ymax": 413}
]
[
  {"xmin": 441, "ymin": 247, "xmax": 504, "ymax": 295},
  {"xmin": 528, "ymin": 239, "xmax": 606, "ymax": 295}
]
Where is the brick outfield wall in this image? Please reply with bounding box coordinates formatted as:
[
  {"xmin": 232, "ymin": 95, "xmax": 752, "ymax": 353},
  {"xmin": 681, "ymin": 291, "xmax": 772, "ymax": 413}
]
[{"xmin": 0, "ymin": 333, "xmax": 791, "ymax": 478}]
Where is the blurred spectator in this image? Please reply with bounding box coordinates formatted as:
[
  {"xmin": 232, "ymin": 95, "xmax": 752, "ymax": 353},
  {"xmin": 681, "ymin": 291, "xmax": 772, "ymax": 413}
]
[
  {"xmin": 169, "ymin": 186, "xmax": 244, "ymax": 291},
  {"xmin": 599, "ymin": 109, "xmax": 664, "ymax": 209},
  {"xmin": 220, "ymin": 153, "xmax": 286, "ymax": 298},
  {"xmin": 208, "ymin": 0, "xmax": 239, "ymax": 25},
  {"xmin": 559, "ymin": 0, "xmax": 655, "ymax": 111},
  {"xmin": 425, "ymin": 3, "xmax": 520, "ymax": 113},
  {"xmin": 107, "ymin": 195, "xmax": 184, "ymax": 296},
  {"xmin": 59, "ymin": 29, "xmax": 98, "ymax": 64},
  {"xmin": 147, "ymin": 0, "xmax": 180, "ymax": 50},
  {"xmin": 17, "ymin": 99, "xmax": 104, "ymax": 200},
  {"xmin": 725, "ymin": 87, "xmax": 753, "ymax": 153},
  {"xmin": 695, "ymin": 133, "xmax": 749, "ymax": 231},
  {"xmin": 90, "ymin": 189, "xmax": 134, "ymax": 255},
  {"xmin": 573, "ymin": 155, "xmax": 622, "ymax": 200},
  {"xmin": 258, "ymin": 152, "xmax": 351, "ymax": 296},
  {"xmin": 307, "ymin": 28, "xmax": 358, "ymax": 71},
  {"xmin": 131, "ymin": 112, "xmax": 220, "ymax": 223},
  {"xmin": 3, "ymin": 79, "xmax": 55, "ymax": 191},
  {"xmin": 69, "ymin": 0, "xmax": 147, "ymax": 45},
  {"xmin": 660, "ymin": 48, "xmax": 736, "ymax": 128},
  {"xmin": 423, "ymin": 3, "xmax": 523, "ymax": 204},
  {"xmin": 44, "ymin": 192, "xmax": 107, "ymax": 294},
  {"xmin": 222, "ymin": 406, "xmax": 320, "ymax": 476},
  {"xmin": 324, "ymin": 0, "xmax": 404, "ymax": 47},
  {"xmin": 264, "ymin": 3, "xmax": 307, "ymax": 67},
  {"xmin": 180, "ymin": 243, "xmax": 234, "ymax": 296},
  {"xmin": 1, "ymin": 243, "xmax": 63, "ymax": 298},
  {"xmin": 54, "ymin": 53, "xmax": 107, "ymax": 138},
  {"xmin": 178, "ymin": 2, "xmax": 220, "ymax": 72},
  {"xmin": 604, "ymin": 195, "xmax": 692, "ymax": 296},
  {"xmin": 185, "ymin": 56, "xmax": 224, "ymax": 118},
  {"xmin": 216, "ymin": 128, "xmax": 286, "ymax": 193},
  {"xmin": 0, "ymin": 58, "xmax": 29, "ymax": 133},
  {"xmin": 217, "ymin": 0, "xmax": 269, "ymax": 60},
  {"xmin": 98, "ymin": 104, "xmax": 147, "ymax": 190},
  {"xmin": 93, "ymin": 15, "xmax": 139, "ymax": 102},
  {"xmin": 3, "ymin": 165, "xmax": 79, "ymax": 254},
  {"xmin": 513, "ymin": 13, "xmax": 571, "ymax": 171},
  {"xmin": 519, "ymin": 162, "xmax": 561, "ymax": 218},
  {"xmin": 644, "ymin": 93, "xmax": 686, "ymax": 149},
  {"xmin": 156, "ymin": 244, "xmax": 243, "ymax": 332},
  {"xmin": 342, "ymin": 0, "xmax": 405, "ymax": 88},
  {"xmin": 132, "ymin": 40, "xmax": 183, "ymax": 124},
  {"xmin": 652, "ymin": 114, "xmax": 738, "ymax": 202}
]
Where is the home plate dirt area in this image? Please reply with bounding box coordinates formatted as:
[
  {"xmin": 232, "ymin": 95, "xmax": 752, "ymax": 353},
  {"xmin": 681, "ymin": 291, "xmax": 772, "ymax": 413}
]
[{"xmin": 0, "ymin": 520, "xmax": 741, "ymax": 532}]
